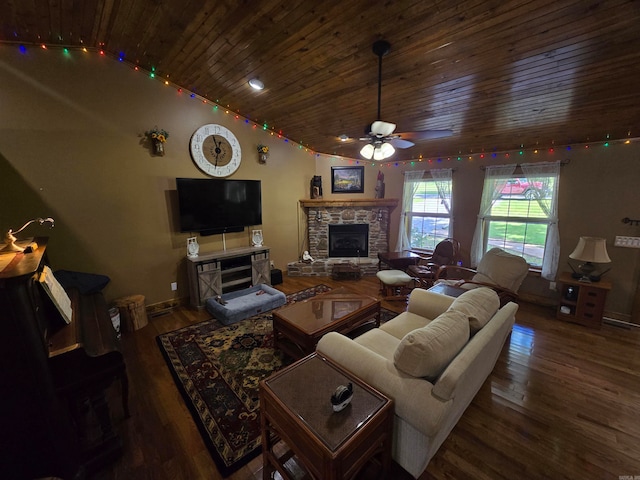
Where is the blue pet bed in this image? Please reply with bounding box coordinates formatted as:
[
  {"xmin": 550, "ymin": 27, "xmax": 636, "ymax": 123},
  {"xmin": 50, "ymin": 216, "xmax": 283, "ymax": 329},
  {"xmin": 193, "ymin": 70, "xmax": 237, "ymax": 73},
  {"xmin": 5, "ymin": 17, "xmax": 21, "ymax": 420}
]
[{"xmin": 205, "ymin": 284, "xmax": 286, "ymax": 325}]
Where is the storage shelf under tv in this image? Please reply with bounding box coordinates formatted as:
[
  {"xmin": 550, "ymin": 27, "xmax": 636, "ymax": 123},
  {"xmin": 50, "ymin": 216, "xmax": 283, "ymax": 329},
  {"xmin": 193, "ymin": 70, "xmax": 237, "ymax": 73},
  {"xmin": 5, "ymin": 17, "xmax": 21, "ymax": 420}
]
[{"xmin": 186, "ymin": 246, "xmax": 271, "ymax": 309}]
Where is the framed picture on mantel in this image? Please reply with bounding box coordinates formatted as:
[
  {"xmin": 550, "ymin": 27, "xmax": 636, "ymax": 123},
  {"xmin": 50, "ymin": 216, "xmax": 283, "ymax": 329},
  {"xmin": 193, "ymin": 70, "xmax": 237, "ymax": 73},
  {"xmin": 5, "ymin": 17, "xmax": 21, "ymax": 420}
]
[{"xmin": 331, "ymin": 166, "xmax": 364, "ymax": 193}]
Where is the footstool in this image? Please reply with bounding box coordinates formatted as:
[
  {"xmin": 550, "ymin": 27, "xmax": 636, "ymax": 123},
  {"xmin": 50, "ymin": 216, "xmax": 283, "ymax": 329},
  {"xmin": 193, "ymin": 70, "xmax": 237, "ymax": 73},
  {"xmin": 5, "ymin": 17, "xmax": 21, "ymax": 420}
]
[
  {"xmin": 376, "ymin": 269, "xmax": 413, "ymax": 301},
  {"xmin": 205, "ymin": 284, "xmax": 286, "ymax": 325}
]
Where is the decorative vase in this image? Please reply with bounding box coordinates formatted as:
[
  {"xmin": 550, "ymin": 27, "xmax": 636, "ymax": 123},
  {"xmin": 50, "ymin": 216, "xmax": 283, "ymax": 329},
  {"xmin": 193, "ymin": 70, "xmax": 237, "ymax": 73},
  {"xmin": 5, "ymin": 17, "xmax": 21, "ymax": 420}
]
[
  {"xmin": 258, "ymin": 152, "xmax": 268, "ymax": 164},
  {"xmin": 153, "ymin": 139, "xmax": 165, "ymax": 156}
]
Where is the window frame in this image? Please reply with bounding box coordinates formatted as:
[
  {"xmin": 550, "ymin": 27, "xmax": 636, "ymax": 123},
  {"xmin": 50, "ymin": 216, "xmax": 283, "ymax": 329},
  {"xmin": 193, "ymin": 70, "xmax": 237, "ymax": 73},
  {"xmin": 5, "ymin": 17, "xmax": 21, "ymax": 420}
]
[
  {"xmin": 478, "ymin": 172, "xmax": 558, "ymax": 268},
  {"xmin": 405, "ymin": 177, "xmax": 453, "ymax": 252}
]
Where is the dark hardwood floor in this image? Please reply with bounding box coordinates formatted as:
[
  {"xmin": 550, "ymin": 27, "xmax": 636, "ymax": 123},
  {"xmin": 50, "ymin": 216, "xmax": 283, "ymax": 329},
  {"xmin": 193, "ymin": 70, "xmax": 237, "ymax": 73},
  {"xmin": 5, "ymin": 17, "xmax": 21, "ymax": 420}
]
[{"xmin": 94, "ymin": 275, "xmax": 640, "ymax": 480}]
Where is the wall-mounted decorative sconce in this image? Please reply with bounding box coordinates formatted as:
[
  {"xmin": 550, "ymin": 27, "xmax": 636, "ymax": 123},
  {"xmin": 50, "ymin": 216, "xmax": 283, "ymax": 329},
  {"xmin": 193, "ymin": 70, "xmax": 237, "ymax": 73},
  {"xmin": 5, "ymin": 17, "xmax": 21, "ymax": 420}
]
[
  {"xmin": 1, "ymin": 217, "xmax": 55, "ymax": 253},
  {"xmin": 315, "ymin": 210, "xmax": 323, "ymax": 222},
  {"xmin": 377, "ymin": 210, "xmax": 384, "ymax": 221}
]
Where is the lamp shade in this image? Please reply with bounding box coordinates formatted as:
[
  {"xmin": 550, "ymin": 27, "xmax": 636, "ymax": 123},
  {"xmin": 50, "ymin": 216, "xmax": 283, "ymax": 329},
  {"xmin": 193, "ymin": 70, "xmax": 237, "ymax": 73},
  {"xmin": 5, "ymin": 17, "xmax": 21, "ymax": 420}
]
[
  {"xmin": 360, "ymin": 143, "xmax": 375, "ymax": 159},
  {"xmin": 380, "ymin": 142, "xmax": 395, "ymax": 158},
  {"xmin": 569, "ymin": 237, "xmax": 611, "ymax": 263}
]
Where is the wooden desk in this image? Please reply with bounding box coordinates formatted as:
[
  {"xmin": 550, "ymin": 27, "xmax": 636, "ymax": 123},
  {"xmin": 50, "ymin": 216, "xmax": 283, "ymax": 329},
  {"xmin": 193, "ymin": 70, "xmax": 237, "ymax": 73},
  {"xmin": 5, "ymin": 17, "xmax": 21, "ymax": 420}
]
[
  {"xmin": 260, "ymin": 353, "xmax": 393, "ymax": 480},
  {"xmin": 377, "ymin": 251, "xmax": 420, "ymax": 271}
]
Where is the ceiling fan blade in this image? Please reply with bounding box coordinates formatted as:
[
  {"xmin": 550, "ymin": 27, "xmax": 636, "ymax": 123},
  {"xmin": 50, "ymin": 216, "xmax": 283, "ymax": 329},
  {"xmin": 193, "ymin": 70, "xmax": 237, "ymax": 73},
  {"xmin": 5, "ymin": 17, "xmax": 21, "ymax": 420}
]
[
  {"xmin": 389, "ymin": 138, "xmax": 414, "ymax": 149},
  {"xmin": 370, "ymin": 120, "xmax": 396, "ymax": 136},
  {"xmin": 398, "ymin": 129, "xmax": 454, "ymax": 140}
]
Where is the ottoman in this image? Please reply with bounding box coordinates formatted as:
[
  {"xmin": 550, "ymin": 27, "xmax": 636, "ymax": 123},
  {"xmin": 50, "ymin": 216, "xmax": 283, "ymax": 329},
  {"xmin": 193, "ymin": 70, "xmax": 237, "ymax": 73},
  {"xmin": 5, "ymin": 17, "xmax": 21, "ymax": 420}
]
[
  {"xmin": 205, "ymin": 284, "xmax": 287, "ymax": 325},
  {"xmin": 376, "ymin": 269, "xmax": 413, "ymax": 301}
]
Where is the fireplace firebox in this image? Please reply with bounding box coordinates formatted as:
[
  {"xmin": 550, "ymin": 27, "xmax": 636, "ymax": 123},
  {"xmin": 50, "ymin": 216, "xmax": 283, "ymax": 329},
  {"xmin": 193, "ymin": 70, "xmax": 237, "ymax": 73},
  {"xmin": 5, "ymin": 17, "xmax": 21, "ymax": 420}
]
[{"xmin": 328, "ymin": 224, "xmax": 369, "ymax": 258}]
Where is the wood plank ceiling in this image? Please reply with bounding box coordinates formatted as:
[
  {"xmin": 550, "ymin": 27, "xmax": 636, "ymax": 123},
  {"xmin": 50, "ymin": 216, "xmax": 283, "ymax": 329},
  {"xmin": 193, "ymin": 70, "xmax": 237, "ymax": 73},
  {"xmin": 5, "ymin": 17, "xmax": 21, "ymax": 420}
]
[{"xmin": 1, "ymin": 0, "xmax": 639, "ymax": 162}]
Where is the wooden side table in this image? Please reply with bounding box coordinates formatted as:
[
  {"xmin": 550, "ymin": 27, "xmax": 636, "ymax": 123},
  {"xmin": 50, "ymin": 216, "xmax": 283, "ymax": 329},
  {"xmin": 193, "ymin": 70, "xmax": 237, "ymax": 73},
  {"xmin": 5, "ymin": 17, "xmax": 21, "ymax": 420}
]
[
  {"xmin": 260, "ymin": 353, "xmax": 393, "ymax": 480},
  {"xmin": 427, "ymin": 282, "xmax": 467, "ymax": 298},
  {"xmin": 556, "ymin": 271, "xmax": 612, "ymax": 328},
  {"xmin": 377, "ymin": 251, "xmax": 420, "ymax": 271}
]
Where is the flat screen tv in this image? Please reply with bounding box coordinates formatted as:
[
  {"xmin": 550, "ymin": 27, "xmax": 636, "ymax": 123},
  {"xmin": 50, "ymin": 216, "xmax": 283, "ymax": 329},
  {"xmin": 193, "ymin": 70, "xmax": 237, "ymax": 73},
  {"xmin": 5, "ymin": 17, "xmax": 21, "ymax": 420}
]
[{"xmin": 176, "ymin": 178, "xmax": 262, "ymax": 235}]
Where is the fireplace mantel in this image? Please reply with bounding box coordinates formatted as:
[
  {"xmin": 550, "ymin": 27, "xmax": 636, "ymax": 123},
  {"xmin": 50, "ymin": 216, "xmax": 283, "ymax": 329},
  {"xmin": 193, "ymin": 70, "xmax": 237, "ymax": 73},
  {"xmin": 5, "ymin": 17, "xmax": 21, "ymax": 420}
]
[{"xmin": 300, "ymin": 198, "xmax": 399, "ymax": 211}]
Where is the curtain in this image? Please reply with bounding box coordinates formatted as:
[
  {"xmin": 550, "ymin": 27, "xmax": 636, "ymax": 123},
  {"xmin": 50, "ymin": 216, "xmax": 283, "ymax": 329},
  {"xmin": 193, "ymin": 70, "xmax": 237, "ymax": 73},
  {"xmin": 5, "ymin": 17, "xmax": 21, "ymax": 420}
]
[
  {"xmin": 431, "ymin": 168, "xmax": 453, "ymax": 217},
  {"xmin": 470, "ymin": 164, "xmax": 517, "ymax": 266},
  {"xmin": 521, "ymin": 161, "xmax": 561, "ymax": 280},
  {"xmin": 395, "ymin": 170, "xmax": 425, "ymax": 252}
]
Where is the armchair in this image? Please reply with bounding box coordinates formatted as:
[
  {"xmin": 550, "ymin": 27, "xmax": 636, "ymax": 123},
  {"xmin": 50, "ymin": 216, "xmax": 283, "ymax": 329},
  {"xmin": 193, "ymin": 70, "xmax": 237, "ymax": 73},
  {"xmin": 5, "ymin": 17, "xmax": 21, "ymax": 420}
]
[
  {"xmin": 434, "ymin": 247, "xmax": 529, "ymax": 306},
  {"xmin": 407, "ymin": 238, "xmax": 460, "ymax": 288}
]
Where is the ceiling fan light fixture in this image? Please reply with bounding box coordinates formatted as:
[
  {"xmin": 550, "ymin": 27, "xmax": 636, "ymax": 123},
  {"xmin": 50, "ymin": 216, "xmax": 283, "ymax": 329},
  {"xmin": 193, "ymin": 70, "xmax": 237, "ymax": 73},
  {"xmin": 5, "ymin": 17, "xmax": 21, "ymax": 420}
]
[
  {"xmin": 380, "ymin": 143, "xmax": 396, "ymax": 159},
  {"xmin": 377, "ymin": 142, "xmax": 395, "ymax": 160},
  {"xmin": 360, "ymin": 143, "xmax": 375, "ymax": 159},
  {"xmin": 248, "ymin": 78, "xmax": 264, "ymax": 90}
]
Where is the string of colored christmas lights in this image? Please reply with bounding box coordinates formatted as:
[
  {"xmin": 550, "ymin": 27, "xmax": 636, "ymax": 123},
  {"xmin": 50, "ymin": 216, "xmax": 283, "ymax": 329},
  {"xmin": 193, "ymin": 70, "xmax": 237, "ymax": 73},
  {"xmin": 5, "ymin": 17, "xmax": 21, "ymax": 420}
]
[
  {"xmin": 5, "ymin": 42, "xmax": 637, "ymax": 168},
  {"xmin": 9, "ymin": 42, "xmax": 317, "ymax": 156}
]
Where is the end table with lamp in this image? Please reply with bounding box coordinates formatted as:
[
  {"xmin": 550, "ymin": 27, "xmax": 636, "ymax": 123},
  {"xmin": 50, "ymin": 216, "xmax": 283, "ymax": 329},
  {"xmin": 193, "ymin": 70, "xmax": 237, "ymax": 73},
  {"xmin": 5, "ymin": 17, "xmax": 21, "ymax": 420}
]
[{"xmin": 559, "ymin": 236, "xmax": 613, "ymax": 328}]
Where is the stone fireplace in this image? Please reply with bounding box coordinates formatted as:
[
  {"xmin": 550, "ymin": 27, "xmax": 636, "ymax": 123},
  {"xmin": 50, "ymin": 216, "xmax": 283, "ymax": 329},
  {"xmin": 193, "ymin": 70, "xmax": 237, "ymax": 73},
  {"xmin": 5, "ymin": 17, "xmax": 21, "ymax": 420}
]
[{"xmin": 287, "ymin": 199, "xmax": 398, "ymax": 277}]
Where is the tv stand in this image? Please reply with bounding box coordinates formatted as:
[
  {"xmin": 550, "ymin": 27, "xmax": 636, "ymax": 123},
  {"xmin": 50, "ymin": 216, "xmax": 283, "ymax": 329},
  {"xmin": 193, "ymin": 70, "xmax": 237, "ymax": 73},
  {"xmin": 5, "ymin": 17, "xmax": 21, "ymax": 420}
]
[{"xmin": 186, "ymin": 246, "xmax": 271, "ymax": 309}]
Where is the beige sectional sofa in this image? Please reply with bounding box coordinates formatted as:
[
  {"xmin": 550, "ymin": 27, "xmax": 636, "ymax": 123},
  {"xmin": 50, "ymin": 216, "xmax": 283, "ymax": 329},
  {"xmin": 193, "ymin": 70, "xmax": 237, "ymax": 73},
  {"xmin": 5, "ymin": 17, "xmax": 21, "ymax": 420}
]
[{"xmin": 316, "ymin": 287, "xmax": 518, "ymax": 478}]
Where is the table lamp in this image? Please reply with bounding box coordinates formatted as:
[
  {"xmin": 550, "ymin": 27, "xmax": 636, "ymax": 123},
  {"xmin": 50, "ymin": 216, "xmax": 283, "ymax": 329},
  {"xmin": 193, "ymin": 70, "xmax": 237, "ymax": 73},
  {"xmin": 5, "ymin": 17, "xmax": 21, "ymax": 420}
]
[
  {"xmin": 1, "ymin": 217, "xmax": 55, "ymax": 253},
  {"xmin": 568, "ymin": 236, "xmax": 611, "ymax": 282}
]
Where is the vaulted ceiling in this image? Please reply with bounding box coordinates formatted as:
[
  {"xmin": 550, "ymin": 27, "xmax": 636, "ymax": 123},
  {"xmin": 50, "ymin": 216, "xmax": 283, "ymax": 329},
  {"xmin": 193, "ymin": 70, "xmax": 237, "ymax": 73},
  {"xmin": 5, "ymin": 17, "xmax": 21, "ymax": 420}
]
[{"xmin": 2, "ymin": 0, "xmax": 639, "ymax": 161}]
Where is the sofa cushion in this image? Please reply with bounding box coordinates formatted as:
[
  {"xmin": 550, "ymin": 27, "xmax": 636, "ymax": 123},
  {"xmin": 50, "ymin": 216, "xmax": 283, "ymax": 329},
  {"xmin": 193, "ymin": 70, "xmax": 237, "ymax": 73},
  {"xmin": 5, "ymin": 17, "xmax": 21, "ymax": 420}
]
[
  {"xmin": 393, "ymin": 310, "xmax": 469, "ymax": 379},
  {"xmin": 380, "ymin": 311, "xmax": 432, "ymax": 340},
  {"xmin": 354, "ymin": 329, "xmax": 401, "ymax": 360},
  {"xmin": 448, "ymin": 287, "xmax": 500, "ymax": 334}
]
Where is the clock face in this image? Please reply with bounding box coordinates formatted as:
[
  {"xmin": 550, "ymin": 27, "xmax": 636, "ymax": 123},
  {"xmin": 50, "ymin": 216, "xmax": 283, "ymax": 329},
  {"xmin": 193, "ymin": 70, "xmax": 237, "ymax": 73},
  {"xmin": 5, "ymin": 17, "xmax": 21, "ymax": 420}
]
[{"xmin": 190, "ymin": 124, "xmax": 241, "ymax": 177}]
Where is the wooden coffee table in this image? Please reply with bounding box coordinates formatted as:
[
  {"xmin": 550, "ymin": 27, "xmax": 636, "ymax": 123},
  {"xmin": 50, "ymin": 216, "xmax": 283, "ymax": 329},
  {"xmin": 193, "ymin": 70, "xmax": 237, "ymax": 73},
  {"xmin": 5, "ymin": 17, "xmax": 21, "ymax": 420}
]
[
  {"xmin": 272, "ymin": 287, "xmax": 380, "ymax": 359},
  {"xmin": 260, "ymin": 353, "xmax": 393, "ymax": 480}
]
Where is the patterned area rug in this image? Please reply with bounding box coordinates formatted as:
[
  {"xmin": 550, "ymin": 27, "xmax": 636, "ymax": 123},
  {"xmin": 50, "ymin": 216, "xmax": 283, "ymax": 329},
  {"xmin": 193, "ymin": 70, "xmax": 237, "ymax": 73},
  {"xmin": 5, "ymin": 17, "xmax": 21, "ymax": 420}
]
[{"xmin": 156, "ymin": 285, "xmax": 396, "ymax": 477}]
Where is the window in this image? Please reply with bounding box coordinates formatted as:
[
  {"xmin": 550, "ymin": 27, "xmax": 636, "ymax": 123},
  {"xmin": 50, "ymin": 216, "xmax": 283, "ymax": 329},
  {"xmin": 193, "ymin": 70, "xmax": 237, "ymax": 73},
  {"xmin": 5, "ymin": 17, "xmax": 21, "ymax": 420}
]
[
  {"xmin": 396, "ymin": 169, "xmax": 452, "ymax": 252},
  {"xmin": 471, "ymin": 162, "xmax": 561, "ymax": 279}
]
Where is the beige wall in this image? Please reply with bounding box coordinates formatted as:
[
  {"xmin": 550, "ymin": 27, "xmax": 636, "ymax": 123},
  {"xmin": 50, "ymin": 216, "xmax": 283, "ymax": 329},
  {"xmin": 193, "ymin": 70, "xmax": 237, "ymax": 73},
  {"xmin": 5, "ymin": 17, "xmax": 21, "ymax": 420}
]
[
  {"xmin": 2, "ymin": 46, "xmax": 639, "ymax": 323},
  {"xmin": 0, "ymin": 46, "xmax": 315, "ymax": 305},
  {"xmin": 323, "ymin": 150, "xmax": 640, "ymax": 323}
]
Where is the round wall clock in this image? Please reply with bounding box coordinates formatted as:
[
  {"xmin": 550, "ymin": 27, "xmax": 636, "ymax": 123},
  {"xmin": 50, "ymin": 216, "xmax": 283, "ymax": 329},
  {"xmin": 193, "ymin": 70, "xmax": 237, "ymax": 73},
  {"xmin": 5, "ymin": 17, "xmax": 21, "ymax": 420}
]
[{"xmin": 189, "ymin": 124, "xmax": 242, "ymax": 177}]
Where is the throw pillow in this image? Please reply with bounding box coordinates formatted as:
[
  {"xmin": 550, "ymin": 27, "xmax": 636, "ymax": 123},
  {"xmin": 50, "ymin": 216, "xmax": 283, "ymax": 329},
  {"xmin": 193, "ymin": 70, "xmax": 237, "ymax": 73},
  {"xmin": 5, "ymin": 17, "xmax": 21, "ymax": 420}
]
[
  {"xmin": 394, "ymin": 310, "xmax": 469, "ymax": 379},
  {"xmin": 448, "ymin": 287, "xmax": 500, "ymax": 334}
]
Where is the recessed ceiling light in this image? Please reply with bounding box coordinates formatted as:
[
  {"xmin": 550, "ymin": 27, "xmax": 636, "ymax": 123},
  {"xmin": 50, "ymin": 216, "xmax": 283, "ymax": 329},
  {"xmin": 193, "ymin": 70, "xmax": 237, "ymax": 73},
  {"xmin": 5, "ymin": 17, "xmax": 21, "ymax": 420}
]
[
  {"xmin": 339, "ymin": 134, "xmax": 349, "ymax": 142},
  {"xmin": 248, "ymin": 78, "xmax": 264, "ymax": 90}
]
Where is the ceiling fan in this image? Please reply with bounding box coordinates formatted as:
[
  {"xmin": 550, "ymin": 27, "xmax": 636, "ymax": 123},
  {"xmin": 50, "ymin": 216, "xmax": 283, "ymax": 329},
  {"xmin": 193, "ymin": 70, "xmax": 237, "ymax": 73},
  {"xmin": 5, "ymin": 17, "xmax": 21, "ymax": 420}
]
[{"xmin": 358, "ymin": 40, "xmax": 453, "ymax": 160}]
